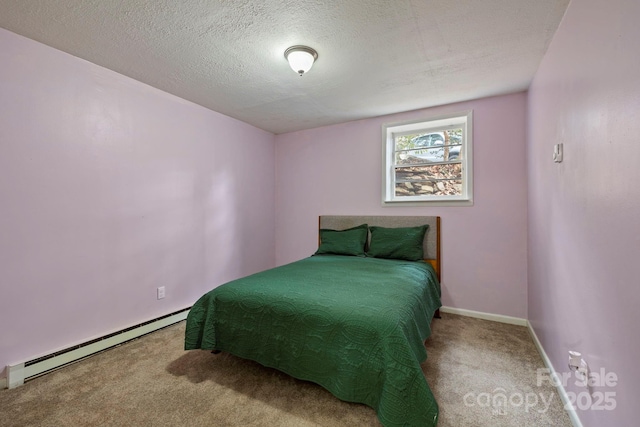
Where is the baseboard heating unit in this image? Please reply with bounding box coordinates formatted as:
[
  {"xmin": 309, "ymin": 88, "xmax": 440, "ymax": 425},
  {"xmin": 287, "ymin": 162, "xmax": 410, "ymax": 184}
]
[{"xmin": 5, "ymin": 307, "xmax": 190, "ymax": 389}]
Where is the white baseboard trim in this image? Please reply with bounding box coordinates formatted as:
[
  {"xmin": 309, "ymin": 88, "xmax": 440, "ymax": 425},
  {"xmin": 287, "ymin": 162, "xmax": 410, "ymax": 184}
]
[
  {"xmin": 527, "ymin": 321, "xmax": 583, "ymax": 427},
  {"xmin": 6, "ymin": 308, "xmax": 190, "ymax": 389},
  {"xmin": 439, "ymin": 306, "xmax": 528, "ymax": 326}
]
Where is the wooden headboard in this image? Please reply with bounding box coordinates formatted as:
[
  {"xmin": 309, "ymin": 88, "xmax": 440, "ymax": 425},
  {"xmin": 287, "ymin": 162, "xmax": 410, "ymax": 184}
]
[{"xmin": 318, "ymin": 215, "xmax": 441, "ymax": 281}]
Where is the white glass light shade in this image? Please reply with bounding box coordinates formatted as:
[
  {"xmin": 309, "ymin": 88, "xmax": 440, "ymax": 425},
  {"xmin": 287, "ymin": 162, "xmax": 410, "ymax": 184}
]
[{"xmin": 284, "ymin": 46, "xmax": 318, "ymax": 76}]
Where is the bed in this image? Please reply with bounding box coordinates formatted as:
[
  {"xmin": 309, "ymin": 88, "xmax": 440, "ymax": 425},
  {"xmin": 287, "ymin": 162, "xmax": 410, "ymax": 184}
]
[{"xmin": 184, "ymin": 215, "xmax": 442, "ymax": 427}]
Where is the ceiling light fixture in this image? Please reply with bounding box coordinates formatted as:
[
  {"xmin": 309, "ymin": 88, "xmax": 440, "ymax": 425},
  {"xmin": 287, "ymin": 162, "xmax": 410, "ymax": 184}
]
[{"xmin": 284, "ymin": 45, "xmax": 318, "ymax": 76}]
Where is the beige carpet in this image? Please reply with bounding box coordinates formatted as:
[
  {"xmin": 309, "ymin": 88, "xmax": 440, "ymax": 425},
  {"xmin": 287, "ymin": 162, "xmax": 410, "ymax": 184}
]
[{"xmin": 0, "ymin": 313, "xmax": 572, "ymax": 426}]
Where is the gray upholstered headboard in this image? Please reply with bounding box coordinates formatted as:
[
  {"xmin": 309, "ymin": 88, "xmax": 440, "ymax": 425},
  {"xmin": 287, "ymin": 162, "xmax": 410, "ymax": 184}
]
[{"xmin": 319, "ymin": 215, "xmax": 441, "ymax": 279}]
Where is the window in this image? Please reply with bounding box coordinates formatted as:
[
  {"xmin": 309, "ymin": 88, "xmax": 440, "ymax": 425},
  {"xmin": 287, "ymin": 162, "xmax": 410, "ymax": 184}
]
[{"xmin": 382, "ymin": 111, "xmax": 473, "ymax": 205}]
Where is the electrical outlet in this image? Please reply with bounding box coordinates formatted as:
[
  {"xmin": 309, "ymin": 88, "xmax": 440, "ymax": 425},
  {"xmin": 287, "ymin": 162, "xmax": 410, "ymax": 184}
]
[
  {"xmin": 157, "ymin": 286, "xmax": 165, "ymax": 300},
  {"xmin": 568, "ymin": 350, "xmax": 588, "ymax": 383}
]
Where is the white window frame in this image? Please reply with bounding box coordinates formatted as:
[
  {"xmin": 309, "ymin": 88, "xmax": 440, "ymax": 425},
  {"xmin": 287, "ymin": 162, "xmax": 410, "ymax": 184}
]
[{"xmin": 382, "ymin": 110, "xmax": 473, "ymax": 206}]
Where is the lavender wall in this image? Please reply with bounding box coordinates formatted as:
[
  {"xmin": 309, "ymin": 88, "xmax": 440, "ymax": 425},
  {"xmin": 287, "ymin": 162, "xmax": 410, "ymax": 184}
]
[
  {"xmin": 527, "ymin": 0, "xmax": 640, "ymax": 425},
  {"xmin": 275, "ymin": 92, "xmax": 528, "ymax": 319},
  {"xmin": 0, "ymin": 28, "xmax": 275, "ymax": 379}
]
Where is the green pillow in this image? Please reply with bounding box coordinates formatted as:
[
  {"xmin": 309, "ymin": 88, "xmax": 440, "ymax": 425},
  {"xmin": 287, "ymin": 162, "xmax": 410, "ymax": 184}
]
[
  {"xmin": 367, "ymin": 225, "xmax": 429, "ymax": 261},
  {"xmin": 315, "ymin": 224, "xmax": 368, "ymax": 257}
]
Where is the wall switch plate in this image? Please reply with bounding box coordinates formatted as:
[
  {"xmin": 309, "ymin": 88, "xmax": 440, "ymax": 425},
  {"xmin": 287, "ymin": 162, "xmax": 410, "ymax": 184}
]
[
  {"xmin": 553, "ymin": 143, "xmax": 563, "ymax": 163},
  {"xmin": 157, "ymin": 286, "xmax": 165, "ymax": 300}
]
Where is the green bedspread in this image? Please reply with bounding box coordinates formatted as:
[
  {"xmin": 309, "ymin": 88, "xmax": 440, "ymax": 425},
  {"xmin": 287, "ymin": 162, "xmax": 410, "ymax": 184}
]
[{"xmin": 185, "ymin": 255, "xmax": 441, "ymax": 427}]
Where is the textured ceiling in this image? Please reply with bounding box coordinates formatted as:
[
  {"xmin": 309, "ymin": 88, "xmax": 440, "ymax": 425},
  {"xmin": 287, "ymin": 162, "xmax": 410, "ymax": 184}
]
[{"xmin": 0, "ymin": 0, "xmax": 569, "ymax": 134}]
